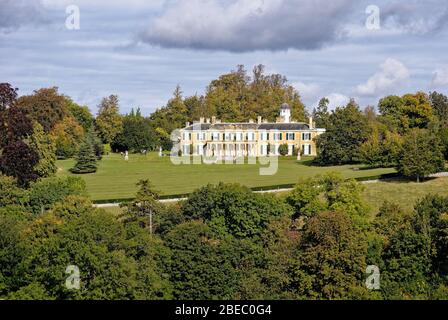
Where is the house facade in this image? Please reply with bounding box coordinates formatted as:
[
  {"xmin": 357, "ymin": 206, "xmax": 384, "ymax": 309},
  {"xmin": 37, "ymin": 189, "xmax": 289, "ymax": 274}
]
[{"xmin": 178, "ymin": 103, "xmax": 326, "ymax": 158}]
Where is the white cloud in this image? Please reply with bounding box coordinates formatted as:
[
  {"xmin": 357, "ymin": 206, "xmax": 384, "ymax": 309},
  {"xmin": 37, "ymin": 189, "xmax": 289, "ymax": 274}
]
[
  {"xmin": 356, "ymin": 58, "xmax": 410, "ymax": 97},
  {"xmin": 292, "ymin": 81, "xmax": 320, "ymax": 101},
  {"xmin": 431, "ymin": 67, "xmax": 448, "ymax": 87},
  {"xmin": 139, "ymin": 0, "xmax": 356, "ymax": 52},
  {"xmin": 312, "ymin": 93, "xmax": 350, "ymax": 111}
]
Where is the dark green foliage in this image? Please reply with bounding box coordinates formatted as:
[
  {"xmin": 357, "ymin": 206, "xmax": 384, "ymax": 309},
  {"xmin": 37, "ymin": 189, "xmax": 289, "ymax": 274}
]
[
  {"xmin": 70, "ymin": 136, "xmax": 98, "ymax": 174},
  {"xmin": 278, "ymin": 144, "xmax": 289, "ymax": 156},
  {"xmin": 182, "ymin": 183, "xmax": 292, "ymax": 238},
  {"xmin": 11, "ymin": 197, "xmax": 172, "ymax": 300},
  {"xmin": 120, "ymin": 179, "xmax": 161, "ymax": 231},
  {"xmin": 112, "ymin": 108, "xmax": 156, "ymax": 152},
  {"xmin": 398, "ymin": 129, "xmax": 445, "ymax": 182},
  {"xmin": 430, "ymin": 92, "xmax": 448, "ymax": 125},
  {"xmin": 165, "ymin": 221, "xmax": 241, "ymax": 299},
  {"xmin": 292, "ymin": 211, "xmax": 369, "ymax": 299},
  {"xmin": 315, "ymin": 100, "xmax": 369, "ymax": 165},
  {"xmin": 313, "ymin": 97, "xmax": 331, "ymax": 128}
]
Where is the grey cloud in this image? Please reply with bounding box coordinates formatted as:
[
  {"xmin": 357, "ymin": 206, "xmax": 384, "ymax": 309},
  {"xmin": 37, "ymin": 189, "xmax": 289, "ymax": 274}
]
[
  {"xmin": 139, "ymin": 0, "xmax": 358, "ymax": 52},
  {"xmin": 381, "ymin": 0, "xmax": 448, "ymax": 34},
  {"xmin": 0, "ymin": 0, "xmax": 47, "ymax": 33}
]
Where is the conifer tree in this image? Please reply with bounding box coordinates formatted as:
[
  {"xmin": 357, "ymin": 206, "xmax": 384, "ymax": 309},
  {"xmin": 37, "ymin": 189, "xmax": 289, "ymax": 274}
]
[{"xmin": 70, "ymin": 136, "xmax": 97, "ymax": 174}]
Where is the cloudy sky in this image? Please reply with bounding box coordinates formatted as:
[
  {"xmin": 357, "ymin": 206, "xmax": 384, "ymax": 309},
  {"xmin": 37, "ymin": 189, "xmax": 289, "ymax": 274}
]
[{"xmin": 1, "ymin": 0, "xmax": 448, "ymax": 115}]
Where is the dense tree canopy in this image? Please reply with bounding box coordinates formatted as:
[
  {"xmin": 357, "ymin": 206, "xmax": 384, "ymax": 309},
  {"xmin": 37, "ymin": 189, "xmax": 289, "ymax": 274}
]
[{"xmin": 315, "ymin": 99, "xmax": 369, "ymax": 165}]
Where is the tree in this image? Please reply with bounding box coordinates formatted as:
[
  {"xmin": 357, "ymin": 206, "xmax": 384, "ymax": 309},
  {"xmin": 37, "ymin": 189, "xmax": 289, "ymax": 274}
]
[
  {"xmin": 50, "ymin": 117, "xmax": 85, "ymax": 159},
  {"xmin": 0, "ymin": 140, "xmax": 39, "ymax": 187},
  {"xmin": 26, "ymin": 176, "xmax": 87, "ymax": 215},
  {"xmin": 182, "ymin": 183, "xmax": 291, "ymax": 238},
  {"xmin": 14, "ymin": 197, "xmax": 171, "ymax": 300},
  {"xmin": 67, "ymin": 98, "xmax": 94, "ymax": 131},
  {"xmin": 313, "ymin": 98, "xmax": 330, "ymax": 128},
  {"xmin": 165, "ymin": 221, "xmax": 241, "ymax": 299},
  {"xmin": 430, "ymin": 91, "xmax": 448, "ymax": 125},
  {"xmin": 292, "ymin": 211, "xmax": 369, "ymax": 299},
  {"xmin": 120, "ymin": 179, "xmax": 161, "ymax": 234},
  {"xmin": 0, "ymin": 174, "xmax": 26, "ymax": 207},
  {"xmin": 29, "ymin": 122, "xmax": 57, "ymax": 178},
  {"xmin": 70, "ymin": 136, "xmax": 98, "ymax": 174},
  {"xmin": 379, "ymin": 92, "xmax": 434, "ymax": 133},
  {"xmin": 315, "ymin": 99, "xmax": 369, "ymax": 165},
  {"xmin": 17, "ymin": 87, "xmax": 68, "ymax": 133},
  {"xmin": 287, "ymin": 173, "xmax": 369, "ymax": 226},
  {"xmin": 0, "ymin": 83, "xmax": 18, "ymax": 111},
  {"xmin": 397, "ymin": 129, "xmax": 444, "ymax": 182},
  {"xmin": 278, "ymin": 144, "xmax": 289, "ymax": 156},
  {"xmin": 112, "ymin": 108, "xmax": 156, "ymax": 152},
  {"xmin": 95, "ymin": 95, "xmax": 123, "ymax": 144}
]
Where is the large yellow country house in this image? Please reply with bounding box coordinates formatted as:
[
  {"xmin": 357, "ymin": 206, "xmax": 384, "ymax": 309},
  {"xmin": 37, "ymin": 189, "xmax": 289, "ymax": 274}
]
[{"xmin": 178, "ymin": 103, "xmax": 326, "ymax": 159}]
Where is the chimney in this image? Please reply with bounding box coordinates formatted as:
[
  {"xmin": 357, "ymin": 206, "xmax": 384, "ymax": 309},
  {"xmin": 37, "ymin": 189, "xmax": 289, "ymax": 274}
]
[
  {"xmin": 211, "ymin": 116, "xmax": 216, "ymax": 124},
  {"xmin": 200, "ymin": 117, "xmax": 205, "ymax": 124},
  {"xmin": 249, "ymin": 119, "xmax": 254, "ymax": 124},
  {"xmin": 309, "ymin": 117, "xmax": 314, "ymax": 129},
  {"xmin": 186, "ymin": 122, "xmax": 190, "ymax": 127},
  {"xmin": 257, "ymin": 116, "xmax": 262, "ymax": 124},
  {"xmin": 206, "ymin": 118, "xmax": 210, "ymax": 124}
]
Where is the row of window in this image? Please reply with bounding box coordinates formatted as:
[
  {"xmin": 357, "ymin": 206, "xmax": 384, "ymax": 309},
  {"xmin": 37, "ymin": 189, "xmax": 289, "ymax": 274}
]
[
  {"xmin": 183, "ymin": 132, "xmax": 312, "ymax": 141},
  {"xmin": 181, "ymin": 144, "xmax": 313, "ymax": 156}
]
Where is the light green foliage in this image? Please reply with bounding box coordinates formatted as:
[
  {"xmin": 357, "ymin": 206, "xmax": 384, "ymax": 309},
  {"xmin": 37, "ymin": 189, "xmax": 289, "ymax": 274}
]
[
  {"xmin": 0, "ymin": 174, "xmax": 26, "ymax": 206},
  {"xmin": 29, "ymin": 122, "xmax": 57, "ymax": 178},
  {"xmin": 95, "ymin": 95, "xmax": 123, "ymax": 144},
  {"xmin": 67, "ymin": 99, "xmax": 94, "ymax": 131},
  {"xmin": 27, "ymin": 176, "xmax": 87, "ymax": 214},
  {"xmin": 287, "ymin": 173, "xmax": 369, "ymax": 225},
  {"xmin": 379, "ymin": 92, "xmax": 434, "ymax": 133},
  {"xmin": 287, "ymin": 177, "xmax": 326, "ymax": 218}
]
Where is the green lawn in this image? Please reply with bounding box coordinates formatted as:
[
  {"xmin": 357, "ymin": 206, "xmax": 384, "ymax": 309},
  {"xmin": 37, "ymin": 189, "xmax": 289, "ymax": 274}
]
[
  {"xmin": 363, "ymin": 177, "xmax": 448, "ymax": 214},
  {"xmin": 57, "ymin": 152, "xmax": 395, "ymax": 201}
]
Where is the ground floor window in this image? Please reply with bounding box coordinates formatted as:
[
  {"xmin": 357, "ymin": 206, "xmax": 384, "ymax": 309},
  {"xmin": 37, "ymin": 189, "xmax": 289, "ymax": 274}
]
[{"xmin": 302, "ymin": 144, "xmax": 312, "ymax": 155}]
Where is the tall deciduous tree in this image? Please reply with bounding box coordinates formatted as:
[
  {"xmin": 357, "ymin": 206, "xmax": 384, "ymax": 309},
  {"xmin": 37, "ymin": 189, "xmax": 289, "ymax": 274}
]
[
  {"xmin": 315, "ymin": 99, "xmax": 369, "ymax": 165},
  {"xmin": 0, "ymin": 140, "xmax": 39, "ymax": 187},
  {"xmin": 398, "ymin": 129, "xmax": 444, "ymax": 182},
  {"xmin": 313, "ymin": 97, "xmax": 330, "ymax": 128},
  {"xmin": 95, "ymin": 95, "xmax": 123, "ymax": 144},
  {"xmin": 29, "ymin": 122, "xmax": 57, "ymax": 178},
  {"xmin": 50, "ymin": 116, "xmax": 85, "ymax": 159},
  {"xmin": 17, "ymin": 87, "xmax": 68, "ymax": 133}
]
